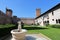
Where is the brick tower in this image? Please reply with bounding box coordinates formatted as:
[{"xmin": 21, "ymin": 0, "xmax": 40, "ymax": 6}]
[
  {"xmin": 36, "ymin": 8, "xmax": 41, "ymax": 17},
  {"xmin": 6, "ymin": 8, "xmax": 12, "ymax": 17}
]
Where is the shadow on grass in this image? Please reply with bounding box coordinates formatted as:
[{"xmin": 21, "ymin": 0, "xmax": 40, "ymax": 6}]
[{"xmin": 23, "ymin": 27, "xmax": 48, "ymax": 30}]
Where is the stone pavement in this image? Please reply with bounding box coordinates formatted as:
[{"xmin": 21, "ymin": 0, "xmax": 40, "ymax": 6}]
[{"xmin": 1, "ymin": 34, "xmax": 51, "ymax": 40}]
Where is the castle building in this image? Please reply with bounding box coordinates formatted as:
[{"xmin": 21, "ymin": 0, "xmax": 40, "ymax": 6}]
[
  {"xmin": 35, "ymin": 3, "xmax": 60, "ymax": 26},
  {"xmin": 0, "ymin": 10, "xmax": 6, "ymax": 24},
  {"xmin": 6, "ymin": 8, "xmax": 12, "ymax": 17},
  {"xmin": 0, "ymin": 8, "xmax": 34, "ymax": 25},
  {"xmin": 0, "ymin": 8, "xmax": 20, "ymax": 24}
]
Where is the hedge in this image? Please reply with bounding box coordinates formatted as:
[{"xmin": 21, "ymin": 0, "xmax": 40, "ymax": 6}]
[
  {"xmin": 48, "ymin": 24, "xmax": 60, "ymax": 28},
  {"xmin": 0, "ymin": 24, "xmax": 17, "ymax": 38}
]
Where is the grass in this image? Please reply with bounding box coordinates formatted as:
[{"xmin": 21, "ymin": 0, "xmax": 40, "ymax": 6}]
[
  {"xmin": 0, "ymin": 24, "xmax": 15, "ymax": 28},
  {"xmin": 23, "ymin": 25, "xmax": 60, "ymax": 40}
]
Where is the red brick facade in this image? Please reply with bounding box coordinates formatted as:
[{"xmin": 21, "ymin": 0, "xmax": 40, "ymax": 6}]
[
  {"xmin": 6, "ymin": 8, "xmax": 12, "ymax": 17},
  {"xmin": 36, "ymin": 8, "xmax": 41, "ymax": 17}
]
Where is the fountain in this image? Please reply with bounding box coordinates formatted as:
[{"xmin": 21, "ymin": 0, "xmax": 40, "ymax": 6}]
[{"xmin": 11, "ymin": 21, "xmax": 27, "ymax": 40}]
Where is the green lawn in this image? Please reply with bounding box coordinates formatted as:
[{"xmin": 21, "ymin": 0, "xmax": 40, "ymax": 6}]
[
  {"xmin": 0, "ymin": 24, "xmax": 15, "ymax": 28},
  {"xmin": 23, "ymin": 25, "xmax": 60, "ymax": 40}
]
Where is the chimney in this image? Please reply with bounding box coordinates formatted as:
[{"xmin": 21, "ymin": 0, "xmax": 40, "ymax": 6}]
[
  {"xmin": 36, "ymin": 8, "xmax": 41, "ymax": 17},
  {"xmin": 6, "ymin": 8, "xmax": 12, "ymax": 17}
]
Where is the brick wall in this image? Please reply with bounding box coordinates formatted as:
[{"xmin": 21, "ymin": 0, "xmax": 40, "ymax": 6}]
[
  {"xmin": 20, "ymin": 18, "xmax": 35, "ymax": 25},
  {"xmin": 36, "ymin": 8, "xmax": 41, "ymax": 17}
]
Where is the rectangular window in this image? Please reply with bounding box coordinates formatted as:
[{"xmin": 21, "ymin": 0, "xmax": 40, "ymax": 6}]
[
  {"xmin": 52, "ymin": 11, "xmax": 54, "ymax": 15},
  {"xmin": 56, "ymin": 19, "xmax": 58, "ymax": 23},
  {"xmin": 47, "ymin": 21, "xmax": 49, "ymax": 23},
  {"xmin": 58, "ymin": 19, "xmax": 60, "ymax": 23},
  {"xmin": 56, "ymin": 19, "xmax": 60, "ymax": 24}
]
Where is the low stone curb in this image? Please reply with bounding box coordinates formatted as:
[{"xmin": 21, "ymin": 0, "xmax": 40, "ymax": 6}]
[
  {"xmin": 26, "ymin": 33, "xmax": 51, "ymax": 40},
  {"xmin": 38, "ymin": 33, "xmax": 51, "ymax": 40}
]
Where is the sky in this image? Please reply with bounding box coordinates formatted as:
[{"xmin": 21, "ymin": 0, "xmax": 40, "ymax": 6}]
[{"xmin": 0, "ymin": 0, "xmax": 60, "ymax": 18}]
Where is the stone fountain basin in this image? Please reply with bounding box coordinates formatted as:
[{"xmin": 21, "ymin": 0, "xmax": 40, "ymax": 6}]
[{"xmin": 11, "ymin": 29, "xmax": 27, "ymax": 40}]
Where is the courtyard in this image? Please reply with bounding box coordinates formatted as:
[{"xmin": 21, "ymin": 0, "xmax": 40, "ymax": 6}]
[{"xmin": 0, "ymin": 0, "xmax": 60, "ymax": 40}]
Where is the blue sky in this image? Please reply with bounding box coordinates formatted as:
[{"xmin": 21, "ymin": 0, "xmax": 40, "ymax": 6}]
[{"xmin": 0, "ymin": 0, "xmax": 60, "ymax": 18}]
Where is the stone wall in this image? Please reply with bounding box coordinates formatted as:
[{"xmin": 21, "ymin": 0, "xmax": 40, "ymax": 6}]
[
  {"xmin": 0, "ymin": 10, "xmax": 19, "ymax": 24},
  {"xmin": 20, "ymin": 18, "xmax": 35, "ymax": 25}
]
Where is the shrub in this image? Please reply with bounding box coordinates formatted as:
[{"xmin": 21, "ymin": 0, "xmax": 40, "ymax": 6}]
[
  {"xmin": 48, "ymin": 24, "xmax": 60, "ymax": 28},
  {"xmin": 0, "ymin": 24, "xmax": 17, "ymax": 38},
  {"xmin": 45, "ymin": 24, "xmax": 49, "ymax": 27}
]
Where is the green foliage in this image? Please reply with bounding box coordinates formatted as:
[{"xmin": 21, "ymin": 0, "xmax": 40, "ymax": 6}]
[
  {"xmin": 23, "ymin": 27, "xmax": 48, "ymax": 30},
  {"xmin": 0, "ymin": 24, "xmax": 15, "ymax": 28},
  {"xmin": 0, "ymin": 24, "xmax": 17, "ymax": 38},
  {"xmin": 24, "ymin": 25, "xmax": 60, "ymax": 40},
  {"xmin": 48, "ymin": 24, "xmax": 60, "ymax": 28}
]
